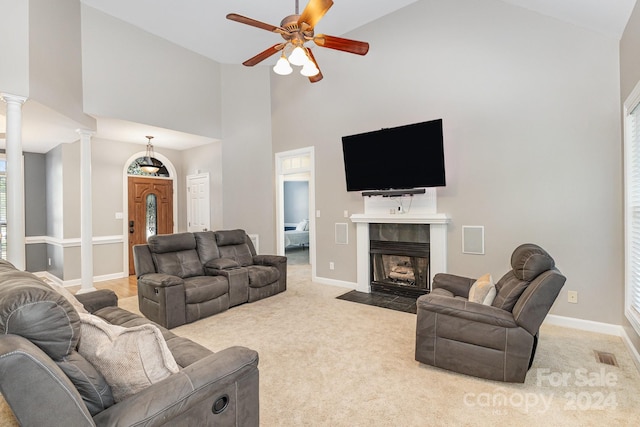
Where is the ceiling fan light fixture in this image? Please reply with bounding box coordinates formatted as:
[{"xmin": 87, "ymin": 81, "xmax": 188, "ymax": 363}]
[
  {"xmin": 288, "ymin": 45, "xmax": 308, "ymax": 66},
  {"xmin": 273, "ymin": 54, "xmax": 293, "ymax": 75},
  {"xmin": 227, "ymin": 0, "xmax": 370, "ymax": 83}
]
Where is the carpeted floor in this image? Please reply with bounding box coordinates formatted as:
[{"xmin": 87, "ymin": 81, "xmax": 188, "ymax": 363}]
[{"xmin": 2, "ymin": 264, "xmax": 640, "ymax": 425}]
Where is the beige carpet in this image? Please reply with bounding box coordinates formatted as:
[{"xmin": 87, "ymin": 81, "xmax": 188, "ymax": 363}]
[{"xmin": 2, "ymin": 264, "xmax": 640, "ymax": 426}]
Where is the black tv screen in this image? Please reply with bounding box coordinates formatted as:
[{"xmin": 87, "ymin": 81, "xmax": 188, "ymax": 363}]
[{"xmin": 341, "ymin": 119, "xmax": 446, "ymax": 192}]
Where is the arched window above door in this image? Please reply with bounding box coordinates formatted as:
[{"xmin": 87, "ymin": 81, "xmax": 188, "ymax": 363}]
[{"xmin": 127, "ymin": 157, "xmax": 170, "ymax": 177}]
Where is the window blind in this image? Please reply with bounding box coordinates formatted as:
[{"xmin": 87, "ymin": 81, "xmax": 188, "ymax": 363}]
[{"xmin": 627, "ymin": 99, "xmax": 640, "ymax": 331}]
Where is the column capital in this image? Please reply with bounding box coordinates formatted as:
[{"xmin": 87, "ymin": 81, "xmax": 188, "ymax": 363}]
[
  {"xmin": 76, "ymin": 128, "xmax": 96, "ymax": 138},
  {"xmin": 1, "ymin": 93, "xmax": 28, "ymax": 105}
]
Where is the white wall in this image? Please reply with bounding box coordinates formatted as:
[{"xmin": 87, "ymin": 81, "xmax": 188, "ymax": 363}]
[
  {"xmin": 29, "ymin": 0, "xmax": 95, "ymax": 129},
  {"xmin": 81, "ymin": 5, "xmax": 222, "ymax": 139},
  {"xmin": 221, "ymin": 64, "xmax": 275, "ymax": 253},
  {"xmin": 181, "ymin": 142, "xmax": 224, "ymax": 232},
  {"xmin": 0, "ymin": 0, "xmax": 29, "ymax": 97},
  {"xmin": 271, "ymin": 0, "xmax": 623, "ymax": 324}
]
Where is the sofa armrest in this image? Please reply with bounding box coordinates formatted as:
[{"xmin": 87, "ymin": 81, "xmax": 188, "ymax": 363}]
[
  {"xmin": 205, "ymin": 258, "xmax": 241, "ymax": 270},
  {"xmin": 92, "ymin": 346, "xmax": 259, "ymax": 427},
  {"xmin": 137, "ymin": 274, "xmax": 186, "ymax": 329},
  {"xmin": 253, "ymin": 254, "xmax": 287, "ymax": 266},
  {"xmin": 253, "ymin": 255, "xmax": 287, "ymax": 296},
  {"xmin": 138, "ymin": 273, "xmax": 184, "ymax": 288},
  {"xmin": 75, "ymin": 289, "xmax": 118, "ymax": 314},
  {"xmin": 418, "ymin": 294, "xmax": 517, "ymax": 328},
  {"xmin": 0, "ymin": 334, "xmax": 95, "ymax": 426},
  {"xmin": 431, "ymin": 273, "xmax": 475, "ymax": 298}
]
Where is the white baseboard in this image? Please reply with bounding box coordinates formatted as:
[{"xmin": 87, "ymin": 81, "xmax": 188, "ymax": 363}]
[
  {"xmin": 544, "ymin": 314, "xmax": 640, "ymax": 372},
  {"xmin": 32, "ymin": 271, "xmax": 128, "ymax": 287},
  {"xmin": 544, "ymin": 314, "xmax": 623, "ymax": 336},
  {"xmin": 312, "ymin": 275, "xmax": 356, "ymax": 290}
]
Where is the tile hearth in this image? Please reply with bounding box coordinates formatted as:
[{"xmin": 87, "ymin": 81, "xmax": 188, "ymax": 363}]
[{"xmin": 336, "ymin": 290, "xmax": 417, "ymax": 314}]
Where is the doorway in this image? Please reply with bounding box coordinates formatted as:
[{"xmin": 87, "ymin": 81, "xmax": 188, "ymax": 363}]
[
  {"xmin": 275, "ymin": 147, "xmax": 316, "ymax": 275},
  {"xmin": 127, "ymin": 176, "xmax": 174, "ymax": 274},
  {"xmin": 123, "ymin": 151, "xmax": 177, "ymax": 277},
  {"xmin": 283, "ymin": 175, "xmax": 310, "ymax": 264}
]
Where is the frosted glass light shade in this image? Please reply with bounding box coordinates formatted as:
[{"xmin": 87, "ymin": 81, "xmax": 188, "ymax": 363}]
[
  {"xmin": 273, "ymin": 56, "xmax": 293, "ymax": 75},
  {"xmin": 300, "ymin": 62, "xmax": 319, "ymax": 77},
  {"xmin": 288, "ymin": 46, "xmax": 308, "ymax": 66}
]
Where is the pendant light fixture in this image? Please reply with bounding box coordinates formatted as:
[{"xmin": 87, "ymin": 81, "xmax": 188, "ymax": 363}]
[{"xmin": 140, "ymin": 136, "xmax": 161, "ymax": 174}]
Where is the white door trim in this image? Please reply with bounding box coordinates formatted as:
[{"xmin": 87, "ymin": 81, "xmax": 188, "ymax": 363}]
[{"xmin": 275, "ymin": 146, "xmax": 316, "ymax": 277}]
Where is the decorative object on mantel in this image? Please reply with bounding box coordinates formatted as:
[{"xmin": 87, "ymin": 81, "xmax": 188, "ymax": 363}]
[
  {"xmin": 139, "ymin": 136, "xmax": 163, "ymax": 174},
  {"xmin": 227, "ymin": 0, "xmax": 369, "ymax": 83}
]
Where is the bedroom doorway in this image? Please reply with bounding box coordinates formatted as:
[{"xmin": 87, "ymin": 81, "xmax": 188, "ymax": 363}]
[
  {"xmin": 283, "ymin": 175, "xmax": 310, "ymax": 264},
  {"xmin": 275, "ymin": 147, "xmax": 315, "ymax": 274}
]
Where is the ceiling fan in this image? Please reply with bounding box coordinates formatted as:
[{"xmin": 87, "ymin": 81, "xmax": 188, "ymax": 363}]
[{"xmin": 227, "ymin": 0, "xmax": 369, "ymax": 83}]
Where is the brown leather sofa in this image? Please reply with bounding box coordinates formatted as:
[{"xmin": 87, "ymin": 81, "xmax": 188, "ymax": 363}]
[
  {"xmin": 133, "ymin": 229, "xmax": 287, "ymax": 329},
  {"xmin": 0, "ymin": 259, "xmax": 259, "ymax": 426},
  {"xmin": 415, "ymin": 243, "xmax": 566, "ymax": 382}
]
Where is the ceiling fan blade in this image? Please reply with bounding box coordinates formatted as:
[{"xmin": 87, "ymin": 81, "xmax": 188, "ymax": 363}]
[
  {"xmin": 306, "ymin": 49, "xmax": 323, "ymax": 83},
  {"xmin": 298, "ymin": 0, "xmax": 334, "ymax": 30},
  {"xmin": 226, "ymin": 13, "xmax": 287, "ymax": 34},
  {"xmin": 314, "ymin": 34, "xmax": 369, "ymax": 55},
  {"xmin": 242, "ymin": 44, "xmax": 285, "ymax": 66}
]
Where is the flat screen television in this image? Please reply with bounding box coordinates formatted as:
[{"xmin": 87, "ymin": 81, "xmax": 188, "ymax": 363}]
[{"xmin": 341, "ymin": 119, "xmax": 446, "ymax": 192}]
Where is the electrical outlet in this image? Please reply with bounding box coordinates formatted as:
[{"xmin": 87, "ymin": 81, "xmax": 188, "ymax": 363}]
[
  {"xmin": 329, "ymin": 262, "xmax": 335, "ymax": 270},
  {"xmin": 567, "ymin": 291, "xmax": 578, "ymax": 304},
  {"xmin": 48, "ymin": 258, "xmax": 51, "ymax": 266}
]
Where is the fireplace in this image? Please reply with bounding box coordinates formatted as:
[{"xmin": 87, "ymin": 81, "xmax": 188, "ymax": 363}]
[
  {"xmin": 351, "ymin": 188, "xmax": 451, "ymax": 293},
  {"xmin": 369, "ymin": 223, "xmax": 430, "ymax": 297}
]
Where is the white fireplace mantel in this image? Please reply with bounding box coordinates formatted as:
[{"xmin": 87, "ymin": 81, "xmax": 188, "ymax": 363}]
[
  {"xmin": 350, "ymin": 213, "xmax": 450, "ymax": 225},
  {"xmin": 350, "ymin": 213, "xmax": 450, "ymax": 293}
]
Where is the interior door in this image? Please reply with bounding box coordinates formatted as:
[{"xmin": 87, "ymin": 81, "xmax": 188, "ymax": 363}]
[
  {"xmin": 128, "ymin": 176, "xmax": 174, "ymax": 275},
  {"xmin": 186, "ymin": 173, "xmax": 210, "ymax": 232}
]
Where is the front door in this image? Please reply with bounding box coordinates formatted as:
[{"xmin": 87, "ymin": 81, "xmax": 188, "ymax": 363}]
[{"xmin": 128, "ymin": 176, "xmax": 174, "ymax": 275}]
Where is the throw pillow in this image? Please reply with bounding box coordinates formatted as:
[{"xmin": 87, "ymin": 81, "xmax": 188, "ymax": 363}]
[
  {"xmin": 45, "ymin": 281, "xmax": 89, "ymax": 314},
  {"xmin": 77, "ymin": 313, "xmax": 180, "ymax": 402},
  {"xmin": 468, "ymin": 273, "xmax": 497, "ymax": 305}
]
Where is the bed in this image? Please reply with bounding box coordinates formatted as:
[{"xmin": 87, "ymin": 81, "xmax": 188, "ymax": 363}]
[{"xmin": 285, "ymin": 219, "xmax": 309, "ymax": 248}]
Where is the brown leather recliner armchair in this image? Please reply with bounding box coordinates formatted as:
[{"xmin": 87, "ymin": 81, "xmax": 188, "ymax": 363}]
[{"xmin": 415, "ymin": 243, "xmax": 566, "ymax": 383}]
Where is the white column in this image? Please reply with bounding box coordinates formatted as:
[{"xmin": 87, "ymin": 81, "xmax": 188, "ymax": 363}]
[
  {"xmin": 77, "ymin": 129, "xmax": 96, "ymax": 293},
  {"xmin": 355, "ymin": 222, "xmax": 370, "ymax": 292},
  {"xmin": 1, "ymin": 93, "xmax": 27, "ymax": 270}
]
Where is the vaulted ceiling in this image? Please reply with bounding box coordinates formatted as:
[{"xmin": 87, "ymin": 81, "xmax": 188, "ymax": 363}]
[{"xmin": 1, "ymin": 0, "xmax": 637, "ymax": 152}]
